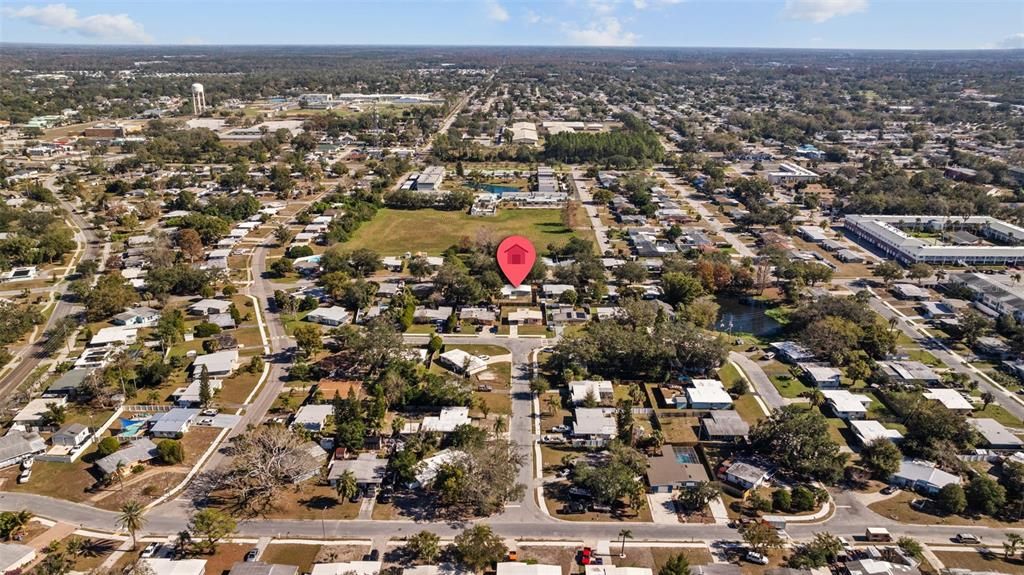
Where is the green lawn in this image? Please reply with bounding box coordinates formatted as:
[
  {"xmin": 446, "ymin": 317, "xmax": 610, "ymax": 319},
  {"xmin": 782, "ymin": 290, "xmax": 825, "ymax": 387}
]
[{"xmin": 344, "ymin": 208, "xmax": 582, "ymax": 254}]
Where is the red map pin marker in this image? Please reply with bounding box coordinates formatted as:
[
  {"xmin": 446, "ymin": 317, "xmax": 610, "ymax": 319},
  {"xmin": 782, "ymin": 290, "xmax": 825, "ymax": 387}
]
[{"xmin": 497, "ymin": 235, "xmax": 536, "ymax": 288}]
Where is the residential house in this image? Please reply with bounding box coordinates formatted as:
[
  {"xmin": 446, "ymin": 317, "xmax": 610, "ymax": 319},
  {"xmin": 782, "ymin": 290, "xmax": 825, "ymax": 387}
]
[
  {"xmin": 722, "ymin": 461, "xmax": 770, "ymax": 491},
  {"xmin": 12, "ymin": 397, "xmax": 66, "ymax": 428},
  {"xmin": 700, "ymin": 411, "xmax": 750, "ymax": 442},
  {"xmin": 228, "ymin": 562, "xmax": 298, "ymax": 575},
  {"xmin": 310, "ymin": 562, "xmax": 382, "ymax": 575},
  {"xmin": 171, "ymin": 378, "xmax": 223, "ymax": 407},
  {"xmin": 878, "ymin": 361, "xmax": 942, "ymax": 387},
  {"xmin": 849, "ymin": 420, "xmax": 903, "ymax": 447},
  {"xmin": 0, "ymin": 543, "xmax": 36, "ymax": 573},
  {"xmin": 421, "ymin": 407, "xmax": 471, "ymax": 433},
  {"xmin": 891, "ymin": 284, "xmax": 929, "ymax": 301},
  {"xmin": 89, "ymin": 326, "xmax": 138, "ymax": 348},
  {"xmin": 969, "ymin": 418, "xmax": 1024, "ymax": 450},
  {"xmin": 437, "ymin": 349, "xmax": 487, "ymax": 375},
  {"xmin": 0, "ymin": 432, "xmax": 46, "ymax": 469},
  {"xmin": 890, "ymin": 459, "xmax": 961, "ymax": 495},
  {"xmin": 541, "ymin": 284, "xmax": 575, "ymax": 300},
  {"xmin": 821, "ymin": 390, "xmax": 872, "ymax": 420},
  {"xmin": 769, "ymin": 341, "xmax": 815, "ymax": 363},
  {"xmin": 975, "ymin": 336, "xmax": 1014, "ymax": 359},
  {"xmin": 188, "ymin": 298, "xmax": 233, "ymax": 316},
  {"xmin": 798, "ymin": 363, "xmax": 842, "ymax": 388},
  {"xmin": 506, "ymin": 308, "xmax": 543, "ymax": 325},
  {"xmin": 306, "ymin": 306, "xmax": 351, "ymax": 326},
  {"xmin": 845, "ymin": 560, "xmax": 920, "ymax": 575},
  {"xmin": 411, "ymin": 449, "xmax": 460, "ymax": 488},
  {"xmin": 192, "ymin": 349, "xmax": 239, "ymax": 378},
  {"xmin": 414, "ymin": 306, "xmax": 453, "ymax": 324},
  {"xmin": 646, "ymin": 445, "xmax": 710, "ymax": 493},
  {"xmin": 683, "ymin": 380, "xmax": 733, "ymax": 410},
  {"xmin": 328, "ymin": 452, "xmax": 387, "ymax": 491},
  {"xmin": 497, "ymin": 563, "xmax": 561, "ymax": 575},
  {"xmin": 569, "ymin": 380, "xmax": 614, "ymax": 405},
  {"xmin": 294, "ymin": 404, "xmax": 334, "ymax": 432},
  {"xmin": 917, "ymin": 301, "xmax": 956, "ymax": 320},
  {"xmin": 51, "ymin": 423, "xmax": 91, "ymax": 447},
  {"xmin": 572, "ymin": 408, "xmax": 617, "ymax": 446},
  {"xmin": 113, "ymin": 306, "xmax": 161, "ymax": 327},
  {"xmin": 208, "ymin": 313, "xmax": 237, "ymax": 330},
  {"xmin": 143, "ymin": 559, "xmax": 208, "ymax": 575},
  {"xmin": 923, "ymin": 389, "xmax": 974, "ymax": 413},
  {"xmin": 150, "ymin": 408, "xmax": 199, "ymax": 438},
  {"xmin": 459, "ymin": 307, "xmax": 498, "ymax": 325},
  {"xmin": 499, "ymin": 285, "xmax": 533, "ymax": 300},
  {"xmin": 45, "ymin": 368, "xmax": 93, "ymax": 397},
  {"xmin": 95, "ymin": 438, "xmax": 160, "ymax": 476}
]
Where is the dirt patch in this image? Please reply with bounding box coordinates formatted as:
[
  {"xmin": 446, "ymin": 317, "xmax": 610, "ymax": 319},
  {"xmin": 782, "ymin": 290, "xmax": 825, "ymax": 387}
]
[
  {"xmin": 314, "ymin": 544, "xmax": 371, "ymax": 563},
  {"xmin": 261, "ymin": 544, "xmax": 322, "ymax": 573}
]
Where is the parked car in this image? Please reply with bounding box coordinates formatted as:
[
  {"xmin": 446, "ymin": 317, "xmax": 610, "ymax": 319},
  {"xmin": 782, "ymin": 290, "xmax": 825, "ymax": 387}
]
[
  {"xmin": 200, "ymin": 409, "xmax": 219, "ymax": 417},
  {"xmin": 244, "ymin": 549, "xmax": 259, "ymax": 562},
  {"xmin": 479, "ymin": 355, "xmax": 491, "ymax": 361},
  {"xmin": 745, "ymin": 552, "xmax": 769, "ymax": 565},
  {"xmin": 549, "ymin": 425, "xmax": 570, "ymax": 433},
  {"xmin": 881, "ymin": 485, "xmax": 898, "ymax": 495},
  {"xmin": 20, "ymin": 458, "xmax": 33, "ymax": 470},
  {"xmin": 559, "ymin": 502, "xmax": 585, "ymax": 514},
  {"xmin": 141, "ymin": 543, "xmax": 160, "ymax": 559},
  {"xmin": 910, "ymin": 499, "xmax": 928, "ymax": 511},
  {"xmin": 954, "ymin": 534, "xmax": 980, "ymax": 544},
  {"xmin": 17, "ymin": 469, "xmax": 31, "ymax": 484},
  {"xmin": 197, "ymin": 417, "xmax": 215, "ymax": 426},
  {"xmin": 579, "ymin": 547, "xmax": 593, "ymax": 565},
  {"xmin": 367, "ymin": 550, "xmax": 380, "ymax": 561},
  {"xmin": 541, "ymin": 435, "xmax": 567, "ymax": 444}
]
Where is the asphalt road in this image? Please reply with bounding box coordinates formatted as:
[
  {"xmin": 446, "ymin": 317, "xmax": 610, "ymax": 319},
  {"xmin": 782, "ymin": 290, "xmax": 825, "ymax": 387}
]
[
  {"xmin": 728, "ymin": 351, "xmax": 788, "ymax": 411},
  {"xmin": 0, "ymin": 191, "xmax": 99, "ymax": 402}
]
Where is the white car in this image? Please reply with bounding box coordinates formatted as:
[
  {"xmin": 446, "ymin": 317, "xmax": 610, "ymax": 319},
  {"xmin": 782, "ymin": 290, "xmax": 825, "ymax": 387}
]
[
  {"xmin": 20, "ymin": 458, "xmax": 33, "ymax": 470},
  {"xmin": 549, "ymin": 425, "xmax": 570, "ymax": 433},
  {"xmin": 141, "ymin": 543, "xmax": 160, "ymax": 558},
  {"xmin": 17, "ymin": 469, "xmax": 31, "ymax": 484},
  {"xmin": 744, "ymin": 552, "xmax": 769, "ymax": 565},
  {"xmin": 479, "ymin": 355, "xmax": 491, "ymax": 361}
]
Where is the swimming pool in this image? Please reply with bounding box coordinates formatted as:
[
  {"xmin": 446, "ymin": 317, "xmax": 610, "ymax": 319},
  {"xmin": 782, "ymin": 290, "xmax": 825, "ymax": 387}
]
[
  {"xmin": 673, "ymin": 446, "xmax": 699, "ymax": 465},
  {"xmin": 471, "ymin": 183, "xmax": 522, "ymax": 195}
]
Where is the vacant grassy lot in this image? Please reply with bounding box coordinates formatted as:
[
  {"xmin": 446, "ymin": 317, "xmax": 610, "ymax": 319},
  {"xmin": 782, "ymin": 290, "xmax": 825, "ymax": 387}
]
[
  {"xmin": 261, "ymin": 544, "xmax": 322, "ymax": 573},
  {"xmin": 934, "ymin": 551, "xmax": 1024, "ymax": 574},
  {"xmin": 344, "ymin": 208, "xmax": 581, "ymax": 254},
  {"xmin": 869, "ymin": 491, "xmax": 1021, "ymax": 528}
]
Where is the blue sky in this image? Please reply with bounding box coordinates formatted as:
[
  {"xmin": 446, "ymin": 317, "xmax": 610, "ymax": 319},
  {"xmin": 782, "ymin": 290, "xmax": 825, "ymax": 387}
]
[{"xmin": 1, "ymin": 0, "xmax": 1022, "ymax": 50}]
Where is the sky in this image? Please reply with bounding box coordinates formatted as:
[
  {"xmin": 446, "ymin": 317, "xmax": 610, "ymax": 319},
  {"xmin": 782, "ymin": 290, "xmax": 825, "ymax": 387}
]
[{"xmin": 1, "ymin": 0, "xmax": 1022, "ymax": 50}]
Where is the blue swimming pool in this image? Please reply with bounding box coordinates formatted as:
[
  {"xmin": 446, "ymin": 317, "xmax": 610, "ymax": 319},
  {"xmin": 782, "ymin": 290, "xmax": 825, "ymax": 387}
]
[{"xmin": 673, "ymin": 446, "xmax": 699, "ymax": 465}]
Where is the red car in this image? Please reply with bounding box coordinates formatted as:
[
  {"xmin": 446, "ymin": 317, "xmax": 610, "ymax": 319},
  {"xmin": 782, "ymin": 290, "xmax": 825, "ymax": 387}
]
[{"xmin": 580, "ymin": 547, "xmax": 593, "ymax": 565}]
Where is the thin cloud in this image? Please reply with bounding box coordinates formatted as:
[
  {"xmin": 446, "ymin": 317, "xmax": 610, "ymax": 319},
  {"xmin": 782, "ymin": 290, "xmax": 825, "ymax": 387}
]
[
  {"xmin": 784, "ymin": 0, "xmax": 867, "ymax": 23},
  {"xmin": 633, "ymin": 0, "xmax": 684, "ymax": 10},
  {"xmin": 994, "ymin": 32, "xmax": 1024, "ymax": 49},
  {"xmin": 486, "ymin": 0, "xmax": 510, "ymax": 22},
  {"xmin": 563, "ymin": 17, "xmax": 638, "ymax": 46},
  {"xmin": 3, "ymin": 3, "xmax": 152, "ymax": 43}
]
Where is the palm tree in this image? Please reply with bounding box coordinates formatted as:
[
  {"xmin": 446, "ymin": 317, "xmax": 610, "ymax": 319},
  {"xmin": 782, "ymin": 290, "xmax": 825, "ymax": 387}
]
[
  {"xmin": 390, "ymin": 415, "xmax": 406, "ymax": 438},
  {"xmin": 117, "ymin": 501, "xmax": 147, "ymax": 550},
  {"xmin": 617, "ymin": 529, "xmax": 633, "ymax": 558},
  {"xmin": 492, "ymin": 416, "xmax": 508, "ymax": 436},
  {"xmin": 335, "ymin": 470, "xmax": 359, "ymax": 501},
  {"xmin": 7, "ymin": 510, "xmax": 33, "ymax": 539},
  {"xmin": 546, "ymin": 395, "xmax": 561, "ymax": 417}
]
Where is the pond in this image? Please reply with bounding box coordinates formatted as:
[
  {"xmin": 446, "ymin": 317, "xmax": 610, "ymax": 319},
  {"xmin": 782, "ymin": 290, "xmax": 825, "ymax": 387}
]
[{"xmin": 714, "ymin": 295, "xmax": 782, "ymax": 337}]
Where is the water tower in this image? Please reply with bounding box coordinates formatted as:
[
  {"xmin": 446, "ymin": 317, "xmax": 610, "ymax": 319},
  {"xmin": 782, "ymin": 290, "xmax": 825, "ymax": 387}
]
[{"xmin": 191, "ymin": 83, "xmax": 206, "ymax": 115}]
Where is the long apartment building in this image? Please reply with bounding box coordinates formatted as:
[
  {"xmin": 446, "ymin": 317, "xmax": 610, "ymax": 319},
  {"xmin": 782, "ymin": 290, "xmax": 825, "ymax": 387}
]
[{"xmin": 844, "ymin": 214, "xmax": 1024, "ymax": 265}]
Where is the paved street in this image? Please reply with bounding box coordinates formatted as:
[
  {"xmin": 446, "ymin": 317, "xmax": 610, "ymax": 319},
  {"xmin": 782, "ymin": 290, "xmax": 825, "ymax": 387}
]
[
  {"xmin": 728, "ymin": 351, "xmax": 788, "ymax": 410},
  {"xmin": 660, "ymin": 173, "xmax": 756, "ymax": 258}
]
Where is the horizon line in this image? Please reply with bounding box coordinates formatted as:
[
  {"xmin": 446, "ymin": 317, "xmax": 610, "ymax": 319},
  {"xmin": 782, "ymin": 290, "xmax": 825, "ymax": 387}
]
[{"xmin": 2, "ymin": 41, "xmax": 1022, "ymax": 53}]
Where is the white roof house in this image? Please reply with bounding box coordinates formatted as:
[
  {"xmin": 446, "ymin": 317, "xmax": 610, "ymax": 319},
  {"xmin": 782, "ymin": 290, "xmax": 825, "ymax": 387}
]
[
  {"xmin": 969, "ymin": 418, "xmax": 1024, "ymax": 450},
  {"xmin": 573, "ymin": 408, "xmax": 617, "ymax": 438},
  {"xmin": 891, "ymin": 459, "xmax": 961, "ymax": 495},
  {"xmin": 12, "ymin": 397, "xmax": 66, "ymax": 426},
  {"xmin": 585, "ymin": 567, "xmax": 653, "ymax": 575},
  {"xmin": 306, "ymin": 306, "xmax": 351, "ymax": 326},
  {"xmin": 294, "ymin": 404, "xmax": 334, "ymax": 432},
  {"xmin": 310, "ymin": 562, "xmax": 382, "ymax": 575},
  {"xmin": 821, "ymin": 390, "xmax": 872, "ymax": 420},
  {"xmin": 849, "ymin": 420, "xmax": 904, "ymax": 446},
  {"xmin": 437, "ymin": 349, "xmax": 488, "ymax": 375},
  {"xmin": 88, "ymin": 326, "xmax": 138, "ymax": 347},
  {"xmin": 188, "ymin": 298, "xmax": 233, "ymax": 315},
  {"xmin": 923, "ymin": 389, "xmax": 974, "ymax": 413},
  {"xmin": 143, "ymin": 559, "xmax": 208, "ymax": 575},
  {"xmin": 570, "ymin": 380, "xmax": 614, "ymax": 404},
  {"xmin": 684, "ymin": 384, "xmax": 734, "ymax": 410},
  {"xmin": 497, "ymin": 564, "xmax": 562, "ymax": 575},
  {"xmin": 192, "ymin": 349, "xmax": 239, "ymax": 377},
  {"xmin": 149, "ymin": 408, "xmax": 198, "ymax": 438},
  {"xmin": 799, "ymin": 363, "xmax": 843, "ymax": 388},
  {"xmin": 412, "ymin": 449, "xmax": 460, "ymax": 488},
  {"xmin": 421, "ymin": 407, "xmax": 471, "ymax": 433},
  {"xmin": 507, "ymin": 309, "xmax": 543, "ymax": 324},
  {"xmin": 0, "ymin": 543, "xmax": 36, "ymax": 573}
]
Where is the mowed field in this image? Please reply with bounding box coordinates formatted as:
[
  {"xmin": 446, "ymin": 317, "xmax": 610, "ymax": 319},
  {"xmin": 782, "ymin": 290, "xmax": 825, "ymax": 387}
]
[{"xmin": 345, "ymin": 208, "xmax": 586, "ymax": 254}]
